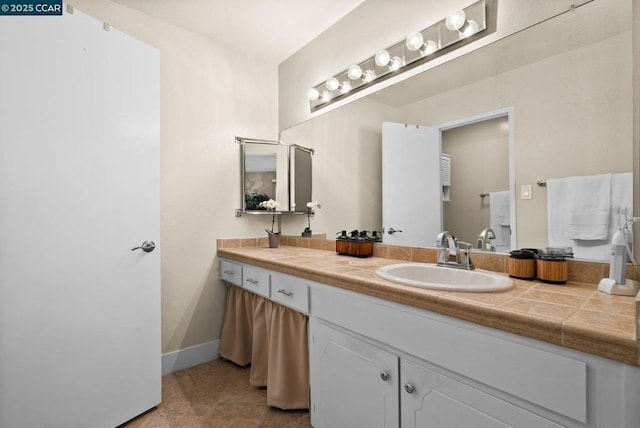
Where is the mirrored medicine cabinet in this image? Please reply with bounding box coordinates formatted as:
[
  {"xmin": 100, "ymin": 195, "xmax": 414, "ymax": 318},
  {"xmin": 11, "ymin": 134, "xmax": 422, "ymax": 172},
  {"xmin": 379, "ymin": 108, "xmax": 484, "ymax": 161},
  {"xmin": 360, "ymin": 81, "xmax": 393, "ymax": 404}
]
[{"xmin": 236, "ymin": 136, "xmax": 314, "ymax": 217}]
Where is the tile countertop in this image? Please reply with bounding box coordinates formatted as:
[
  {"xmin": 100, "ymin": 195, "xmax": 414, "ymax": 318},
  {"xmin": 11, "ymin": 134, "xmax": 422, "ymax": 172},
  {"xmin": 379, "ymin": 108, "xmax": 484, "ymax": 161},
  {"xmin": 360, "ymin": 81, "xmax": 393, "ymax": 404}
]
[{"xmin": 217, "ymin": 245, "xmax": 640, "ymax": 367}]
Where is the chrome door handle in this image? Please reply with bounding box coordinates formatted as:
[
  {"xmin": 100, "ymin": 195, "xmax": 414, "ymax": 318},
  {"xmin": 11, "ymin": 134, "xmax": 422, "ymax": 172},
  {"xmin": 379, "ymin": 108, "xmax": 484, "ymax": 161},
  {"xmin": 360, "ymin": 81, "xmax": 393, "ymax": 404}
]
[
  {"xmin": 131, "ymin": 240, "xmax": 156, "ymax": 253},
  {"xmin": 380, "ymin": 371, "xmax": 390, "ymax": 382},
  {"xmin": 277, "ymin": 289, "xmax": 293, "ymax": 297},
  {"xmin": 404, "ymin": 383, "xmax": 415, "ymax": 394},
  {"xmin": 387, "ymin": 228, "xmax": 403, "ymax": 235},
  {"xmin": 246, "ymin": 278, "xmax": 259, "ymax": 285}
]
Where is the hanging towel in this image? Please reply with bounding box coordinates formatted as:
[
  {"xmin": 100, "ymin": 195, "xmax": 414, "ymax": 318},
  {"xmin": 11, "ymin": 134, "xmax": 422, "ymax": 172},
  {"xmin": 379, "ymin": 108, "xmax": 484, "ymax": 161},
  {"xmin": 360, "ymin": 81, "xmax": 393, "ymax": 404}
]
[
  {"xmin": 489, "ymin": 191, "xmax": 511, "ymax": 249},
  {"xmin": 547, "ymin": 172, "xmax": 632, "ymax": 260},
  {"xmin": 566, "ymin": 173, "xmax": 611, "ymax": 240}
]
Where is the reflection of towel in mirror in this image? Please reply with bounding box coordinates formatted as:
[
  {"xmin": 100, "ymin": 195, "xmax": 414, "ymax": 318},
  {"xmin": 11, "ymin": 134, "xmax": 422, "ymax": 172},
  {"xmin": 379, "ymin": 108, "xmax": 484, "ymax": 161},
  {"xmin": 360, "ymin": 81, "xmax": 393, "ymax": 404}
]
[
  {"xmin": 567, "ymin": 173, "xmax": 611, "ymax": 240},
  {"xmin": 489, "ymin": 191, "xmax": 511, "ymax": 249},
  {"xmin": 547, "ymin": 172, "xmax": 632, "ymax": 260}
]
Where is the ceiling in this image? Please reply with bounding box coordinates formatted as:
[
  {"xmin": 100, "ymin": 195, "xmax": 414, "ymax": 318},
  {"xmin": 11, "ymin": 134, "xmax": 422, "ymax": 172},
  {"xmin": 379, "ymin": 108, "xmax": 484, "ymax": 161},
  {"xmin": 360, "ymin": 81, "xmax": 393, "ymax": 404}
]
[{"xmin": 112, "ymin": 0, "xmax": 366, "ymax": 65}]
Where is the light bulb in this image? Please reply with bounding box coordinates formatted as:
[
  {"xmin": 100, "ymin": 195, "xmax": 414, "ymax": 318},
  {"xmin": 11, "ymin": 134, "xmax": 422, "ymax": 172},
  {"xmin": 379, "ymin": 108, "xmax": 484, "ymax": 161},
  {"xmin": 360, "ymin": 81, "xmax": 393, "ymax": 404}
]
[
  {"xmin": 389, "ymin": 56, "xmax": 403, "ymax": 71},
  {"xmin": 445, "ymin": 10, "xmax": 466, "ymax": 31},
  {"xmin": 340, "ymin": 81, "xmax": 351, "ymax": 94},
  {"xmin": 461, "ymin": 19, "xmax": 479, "ymax": 38},
  {"xmin": 423, "ymin": 40, "xmax": 438, "ymax": 55},
  {"xmin": 325, "ymin": 77, "xmax": 340, "ymax": 91},
  {"xmin": 320, "ymin": 91, "xmax": 330, "ymax": 103},
  {"xmin": 307, "ymin": 88, "xmax": 320, "ymax": 101},
  {"xmin": 374, "ymin": 49, "xmax": 391, "ymax": 67},
  {"xmin": 363, "ymin": 69, "xmax": 375, "ymax": 83},
  {"xmin": 405, "ymin": 32, "xmax": 424, "ymax": 51},
  {"xmin": 347, "ymin": 64, "xmax": 363, "ymax": 80}
]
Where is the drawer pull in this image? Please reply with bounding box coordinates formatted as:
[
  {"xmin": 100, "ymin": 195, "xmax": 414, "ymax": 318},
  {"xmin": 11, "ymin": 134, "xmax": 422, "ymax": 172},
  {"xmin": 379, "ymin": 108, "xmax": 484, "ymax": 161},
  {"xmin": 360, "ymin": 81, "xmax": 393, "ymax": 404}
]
[
  {"xmin": 223, "ymin": 270, "xmax": 235, "ymax": 275},
  {"xmin": 245, "ymin": 278, "xmax": 259, "ymax": 285},
  {"xmin": 277, "ymin": 289, "xmax": 293, "ymax": 297}
]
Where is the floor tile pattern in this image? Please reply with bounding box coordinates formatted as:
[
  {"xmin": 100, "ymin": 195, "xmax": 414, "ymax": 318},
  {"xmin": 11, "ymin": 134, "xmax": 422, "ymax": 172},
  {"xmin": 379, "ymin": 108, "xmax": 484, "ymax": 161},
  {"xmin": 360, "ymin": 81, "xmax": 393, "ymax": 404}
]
[{"xmin": 121, "ymin": 359, "xmax": 311, "ymax": 428}]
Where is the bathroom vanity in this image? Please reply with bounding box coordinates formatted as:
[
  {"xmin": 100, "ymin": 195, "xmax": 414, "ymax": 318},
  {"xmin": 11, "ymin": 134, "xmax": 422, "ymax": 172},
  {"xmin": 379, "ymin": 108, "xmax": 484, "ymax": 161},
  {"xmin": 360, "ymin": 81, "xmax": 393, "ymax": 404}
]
[{"xmin": 218, "ymin": 244, "xmax": 640, "ymax": 427}]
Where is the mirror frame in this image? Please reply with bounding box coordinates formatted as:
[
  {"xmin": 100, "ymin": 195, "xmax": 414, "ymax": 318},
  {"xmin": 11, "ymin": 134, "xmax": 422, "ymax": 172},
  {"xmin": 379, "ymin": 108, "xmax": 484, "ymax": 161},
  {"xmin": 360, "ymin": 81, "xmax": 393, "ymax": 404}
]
[
  {"xmin": 235, "ymin": 136, "xmax": 315, "ymax": 217},
  {"xmin": 236, "ymin": 136, "xmax": 289, "ymax": 216}
]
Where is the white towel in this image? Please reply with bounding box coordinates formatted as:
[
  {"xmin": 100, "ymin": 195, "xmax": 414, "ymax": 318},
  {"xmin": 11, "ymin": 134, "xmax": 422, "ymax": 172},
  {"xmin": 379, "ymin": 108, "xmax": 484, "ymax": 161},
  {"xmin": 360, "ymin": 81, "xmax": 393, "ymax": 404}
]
[
  {"xmin": 489, "ymin": 191, "xmax": 511, "ymax": 250},
  {"xmin": 547, "ymin": 172, "xmax": 632, "ymax": 261},
  {"xmin": 566, "ymin": 173, "xmax": 611, "ymax": 240}
]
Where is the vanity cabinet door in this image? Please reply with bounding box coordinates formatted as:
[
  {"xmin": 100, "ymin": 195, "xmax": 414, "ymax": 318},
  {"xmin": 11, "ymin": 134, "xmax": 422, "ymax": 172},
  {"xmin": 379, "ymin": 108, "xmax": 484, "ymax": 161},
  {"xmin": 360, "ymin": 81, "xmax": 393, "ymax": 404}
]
[
  {"xmin": 400, "ymin": 359, "xmax": 562, "ymax": 428},
  {"xmin": 310, "ymin": 319, "xmax": 399, "ymax": 428}
]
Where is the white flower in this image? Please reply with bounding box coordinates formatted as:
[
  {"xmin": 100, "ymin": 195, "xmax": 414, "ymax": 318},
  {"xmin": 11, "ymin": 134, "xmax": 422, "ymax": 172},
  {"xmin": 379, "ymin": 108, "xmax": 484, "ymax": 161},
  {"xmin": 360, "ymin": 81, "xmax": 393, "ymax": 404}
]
[
  {"xmin": 306, "ymin": 201, "xmax": 321, "ymax": 209},
  {"xmin": 259, "ymin": 199, "xmax": 280, "ymax": 210}
]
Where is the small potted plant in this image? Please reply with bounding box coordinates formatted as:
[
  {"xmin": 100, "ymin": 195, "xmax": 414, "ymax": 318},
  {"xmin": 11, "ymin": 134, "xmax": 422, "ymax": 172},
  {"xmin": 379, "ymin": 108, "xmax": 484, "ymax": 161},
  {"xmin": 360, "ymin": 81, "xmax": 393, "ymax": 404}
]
[
  {"xmin": 258, "ymin": 199, "xmax": 280, "ymax": 248},
  {"xmin": 302, "ymin": 201, "xmax": 321, "ymax": 237}
]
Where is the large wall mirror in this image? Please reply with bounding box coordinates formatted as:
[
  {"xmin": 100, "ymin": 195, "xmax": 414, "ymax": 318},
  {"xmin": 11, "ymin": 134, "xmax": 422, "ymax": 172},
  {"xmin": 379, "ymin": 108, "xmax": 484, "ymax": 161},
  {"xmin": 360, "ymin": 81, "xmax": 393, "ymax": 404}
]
[{"xmin": 280, "ymin": 0, "xmax": 632, "ymax": 261}]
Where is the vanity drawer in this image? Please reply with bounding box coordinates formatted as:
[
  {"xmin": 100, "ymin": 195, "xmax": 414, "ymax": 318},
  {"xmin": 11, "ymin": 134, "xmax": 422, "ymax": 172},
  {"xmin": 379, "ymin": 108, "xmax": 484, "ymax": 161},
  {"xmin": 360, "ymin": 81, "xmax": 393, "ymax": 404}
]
[
  {"xmin": 271, "ymin": 273, "xmax": 309, "ymax": 314},
  {"xmin": 242, "ymin": 266, "xmax": 270, "ymax": 298},
  {"xmin": 220, "ymin": 259, "xmax": 242, "ymax": 286}
]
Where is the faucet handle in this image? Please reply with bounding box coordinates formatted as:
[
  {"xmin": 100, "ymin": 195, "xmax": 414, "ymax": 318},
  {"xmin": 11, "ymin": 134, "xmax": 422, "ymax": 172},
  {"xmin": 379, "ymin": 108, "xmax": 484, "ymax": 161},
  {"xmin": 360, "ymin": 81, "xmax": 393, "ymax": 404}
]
[
  {"xmin": 459, "ymin": 246, "xmax": 475, "ymax": 270},
  {"xmin": 458, "ymin": 241, "xmax": 473, "ymax": 250}
]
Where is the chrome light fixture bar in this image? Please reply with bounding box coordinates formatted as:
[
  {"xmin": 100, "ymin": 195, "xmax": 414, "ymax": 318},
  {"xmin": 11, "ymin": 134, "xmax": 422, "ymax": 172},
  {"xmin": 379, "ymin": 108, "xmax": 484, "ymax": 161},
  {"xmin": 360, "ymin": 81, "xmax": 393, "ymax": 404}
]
[{"xmin": 307, "ymin": 0, "xmax": 486, "ymax": 112}]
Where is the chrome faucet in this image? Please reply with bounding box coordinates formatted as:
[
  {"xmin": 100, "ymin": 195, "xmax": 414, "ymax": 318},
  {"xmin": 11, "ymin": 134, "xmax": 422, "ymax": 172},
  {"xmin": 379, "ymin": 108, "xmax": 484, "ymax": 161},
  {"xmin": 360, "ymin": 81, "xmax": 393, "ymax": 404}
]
[
  {"xmin": 477, "ymin": 228, "xmax": 496, "ymax": 252},
  {"xmin": 436, "ymin": 231, "xmax": 475, "ymax": 270}
]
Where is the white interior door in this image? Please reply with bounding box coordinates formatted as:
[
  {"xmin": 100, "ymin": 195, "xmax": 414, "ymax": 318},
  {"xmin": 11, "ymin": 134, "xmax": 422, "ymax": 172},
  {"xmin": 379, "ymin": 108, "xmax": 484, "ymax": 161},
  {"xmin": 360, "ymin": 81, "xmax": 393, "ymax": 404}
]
[
  {"xmin": 382, "ymin": 122, "xmax": 442, "ymax": 247},
  {"xmin": 0, "ymin": 9, "xmax": 161, "ymax": 428}
]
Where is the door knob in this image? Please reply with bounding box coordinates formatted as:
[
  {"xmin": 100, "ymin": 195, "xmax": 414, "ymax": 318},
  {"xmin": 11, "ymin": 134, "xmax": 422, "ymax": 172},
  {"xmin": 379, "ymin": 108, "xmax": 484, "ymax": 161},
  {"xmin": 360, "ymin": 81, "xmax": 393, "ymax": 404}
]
[
  {"xmin": 131, "ymin": 240, "xmax": 156, "ymax": 253},
  {"xmin": 379, "ymin": 371, "xmax": 390, "ymax": 382},
  {"xmin": 387, "ymin": 227, "xmax": 403, "ymax": 235},
  {"xmin": 404, "ymin": 383, "xmax": 415, "ymax": 394}
]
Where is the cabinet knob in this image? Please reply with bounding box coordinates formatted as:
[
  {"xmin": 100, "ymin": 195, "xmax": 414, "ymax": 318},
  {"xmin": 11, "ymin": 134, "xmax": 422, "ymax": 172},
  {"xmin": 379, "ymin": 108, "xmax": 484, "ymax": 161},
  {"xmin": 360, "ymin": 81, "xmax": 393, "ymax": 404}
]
[
  {"xmin": 404, "ymin": 383, "xmax": 415, "ymax": 394},
  {"xmin": 379, "ymin": 371, "xmax": 390, "ymax": 382}
]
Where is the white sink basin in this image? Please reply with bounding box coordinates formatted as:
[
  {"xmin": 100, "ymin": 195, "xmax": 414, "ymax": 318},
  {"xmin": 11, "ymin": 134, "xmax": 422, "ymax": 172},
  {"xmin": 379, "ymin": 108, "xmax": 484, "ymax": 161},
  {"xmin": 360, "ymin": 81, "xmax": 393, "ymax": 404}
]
[{"xmin": 375, "ymin": 263, "xmax": 514, "ymax": 292}]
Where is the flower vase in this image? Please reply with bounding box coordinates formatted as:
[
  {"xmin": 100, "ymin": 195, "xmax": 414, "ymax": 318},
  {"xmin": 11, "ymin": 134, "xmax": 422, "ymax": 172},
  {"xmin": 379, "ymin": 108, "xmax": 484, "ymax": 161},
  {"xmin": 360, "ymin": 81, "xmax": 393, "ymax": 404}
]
[{"xmin": 267, "ymin": 232, "xmax": 280, "ymax": 248}]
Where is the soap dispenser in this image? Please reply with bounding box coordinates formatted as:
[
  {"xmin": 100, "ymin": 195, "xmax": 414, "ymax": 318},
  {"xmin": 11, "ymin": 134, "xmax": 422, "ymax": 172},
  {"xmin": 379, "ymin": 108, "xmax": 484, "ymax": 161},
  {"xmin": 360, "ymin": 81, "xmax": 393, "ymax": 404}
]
[{"xmin": 598, "ymin": 223, "xmax": 640, "ymax": 296}]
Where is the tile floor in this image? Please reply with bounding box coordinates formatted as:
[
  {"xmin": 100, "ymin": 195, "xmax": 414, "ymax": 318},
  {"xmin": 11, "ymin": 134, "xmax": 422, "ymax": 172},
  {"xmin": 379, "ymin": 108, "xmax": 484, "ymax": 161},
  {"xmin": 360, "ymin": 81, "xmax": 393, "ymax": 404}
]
[{"xmin": 121, "ymin": 359, "xmax": 311, "ymax": 428}]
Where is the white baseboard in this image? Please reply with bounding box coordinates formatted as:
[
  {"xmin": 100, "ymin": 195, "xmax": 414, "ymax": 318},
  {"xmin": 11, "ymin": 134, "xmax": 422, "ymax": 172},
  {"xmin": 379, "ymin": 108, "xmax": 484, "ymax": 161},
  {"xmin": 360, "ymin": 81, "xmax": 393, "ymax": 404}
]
[{"xmin": 161, "ymin": 340, "xmax": 219, "ymax": 376}]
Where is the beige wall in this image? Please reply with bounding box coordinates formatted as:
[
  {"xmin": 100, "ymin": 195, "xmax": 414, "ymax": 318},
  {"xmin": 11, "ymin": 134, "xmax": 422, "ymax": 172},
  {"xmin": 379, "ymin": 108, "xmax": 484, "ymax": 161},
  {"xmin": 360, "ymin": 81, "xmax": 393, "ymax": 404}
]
[{"xmin": 68, "ymin": 0, "xmax": 279, "ymax": 354}]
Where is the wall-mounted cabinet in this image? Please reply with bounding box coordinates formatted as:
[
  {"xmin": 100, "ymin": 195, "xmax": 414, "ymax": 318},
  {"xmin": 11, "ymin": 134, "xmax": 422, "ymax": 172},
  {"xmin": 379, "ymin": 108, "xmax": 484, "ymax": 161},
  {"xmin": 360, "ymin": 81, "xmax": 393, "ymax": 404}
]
[{"xmin": 236, "ymin": 136, "xmax": 314, "ymax": 216}]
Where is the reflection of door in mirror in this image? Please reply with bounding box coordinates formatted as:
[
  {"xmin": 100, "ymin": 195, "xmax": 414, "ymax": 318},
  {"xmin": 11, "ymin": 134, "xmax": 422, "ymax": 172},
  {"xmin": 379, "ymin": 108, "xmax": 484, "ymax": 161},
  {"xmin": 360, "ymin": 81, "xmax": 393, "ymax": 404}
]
[
  {"xmin": 382, "ymin": 122, "xmax": 441, "ymax": 247},
  {"xmin": 245, "ymin": 154, "xmax": 277, "ymax": 209},
  {"xmin": 442, "ymin": 116, "xmax": 510, "ymax": 251}
]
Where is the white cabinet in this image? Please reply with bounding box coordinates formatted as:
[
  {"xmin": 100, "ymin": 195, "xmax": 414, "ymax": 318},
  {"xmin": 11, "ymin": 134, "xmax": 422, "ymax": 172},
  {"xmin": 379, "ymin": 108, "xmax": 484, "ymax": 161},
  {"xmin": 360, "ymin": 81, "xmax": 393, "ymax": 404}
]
[
  {"xmin": 401, "ymin": 359, "xmax": 562, "ymax": 428},
  {"xmin": 220, "ymin": 260, "xmax": 640, "ymax": 427},
  {"xmin": 310, "ymin": 319, "xmax": 398, "ymax": 428},
  {"xmin": 310, "ymin": 320, "xmax": 564, "ymax": 428}
]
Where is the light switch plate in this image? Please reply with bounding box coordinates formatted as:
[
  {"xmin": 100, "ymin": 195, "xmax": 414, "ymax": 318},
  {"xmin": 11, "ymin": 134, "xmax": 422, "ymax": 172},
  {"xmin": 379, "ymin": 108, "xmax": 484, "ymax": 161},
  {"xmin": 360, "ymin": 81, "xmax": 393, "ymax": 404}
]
[{"xmin": 521, "ymin": 184, "xmax": 532, "ymax": 200}]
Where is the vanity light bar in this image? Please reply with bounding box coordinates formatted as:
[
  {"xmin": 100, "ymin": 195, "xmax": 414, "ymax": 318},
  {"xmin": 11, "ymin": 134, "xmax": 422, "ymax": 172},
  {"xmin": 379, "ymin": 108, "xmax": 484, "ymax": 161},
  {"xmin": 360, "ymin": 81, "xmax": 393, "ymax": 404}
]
[{"xmin": 307, "ymin": 0, "xmax": 486, "ymax": 112}]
